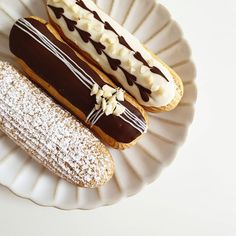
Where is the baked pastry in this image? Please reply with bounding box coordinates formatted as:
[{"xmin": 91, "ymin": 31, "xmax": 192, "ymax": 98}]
[
  {"xmin": 9, "ymin": 17, "xmax": 148, "ymax": 150},
  {"xmin": 0, "ymin": 61, "xmax": 114, "ymax": 188},
  {"xmin": 47, "ymin": 0, "xmax": 183, "ymax": 112}
]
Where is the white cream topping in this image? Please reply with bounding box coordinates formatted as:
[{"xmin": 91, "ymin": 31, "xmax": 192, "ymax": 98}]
[
  {"xmin": 89, "ymin": 83, "xmax": 125, "ymax": 117},
  {"xmin": 47, "ymin": 0, "xmax": 176, "ymax": 108}
]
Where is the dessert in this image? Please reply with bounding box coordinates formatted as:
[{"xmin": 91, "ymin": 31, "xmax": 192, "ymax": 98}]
[
  {"xmin": 47, "ymin": 0, "xmax": 183, "ymax": 112},
  {"xmin": 0, "ymin": 61, "xmax": 114, "ymax": 188},
  {"xmin": 9, "ymin": 17, "xmax": 148, "ymax": 150}
]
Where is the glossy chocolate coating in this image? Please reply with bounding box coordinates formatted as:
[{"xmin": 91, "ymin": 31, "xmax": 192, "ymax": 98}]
[{"xmin": 9, "ymin": 18, "xmax": 146, "ymax": 143}]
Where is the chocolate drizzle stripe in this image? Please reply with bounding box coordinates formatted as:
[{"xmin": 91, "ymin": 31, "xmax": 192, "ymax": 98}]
[
  {"xmin": 103, "ymin": 51, "xmax": 121, "ymax": 70},
  {"xmin": 75, "ymin": 0, "xmax": 168, "ymax": 81},
  {"xmin": 118, "ymin": 67, "xmax": 150, "ymax": 102},
  {"xmin": 14, "ymin": 18, "xmax": 146, "ymax": 135},
  {"xmin": 76, "ymin": 1, "xmax": 136, "ymax": 52},
  {"xmin": 48, "ymin": 4, "xmax": 152, "ymax": 102}
]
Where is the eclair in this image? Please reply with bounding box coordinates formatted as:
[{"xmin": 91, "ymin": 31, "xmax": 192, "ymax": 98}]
[
  {"xmin": 47, "ymin": 0, "xmax": 183, "ymax": 112},
  {"xmin": 0, "ymin": 61, "xmax": 114, "ymax": 188},
  {"xmin": 9, "ymin": 17, "xmax": 148, "ymax": 150}
]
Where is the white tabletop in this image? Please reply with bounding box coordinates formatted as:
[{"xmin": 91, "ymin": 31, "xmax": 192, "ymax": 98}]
[{"xmin": 1, "ymin": 0, "xmax": 236, "ymax": 235}]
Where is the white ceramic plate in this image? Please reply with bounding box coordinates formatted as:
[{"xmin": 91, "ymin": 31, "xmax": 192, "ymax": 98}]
[{"xmin": 0, "ymin": 0, "xmax": 196, "ymax": 210}]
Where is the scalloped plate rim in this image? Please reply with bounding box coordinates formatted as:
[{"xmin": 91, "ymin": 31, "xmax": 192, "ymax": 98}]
[{"xmin": 0, "ymin": 0, "xmax": 197, "ymax": 210}]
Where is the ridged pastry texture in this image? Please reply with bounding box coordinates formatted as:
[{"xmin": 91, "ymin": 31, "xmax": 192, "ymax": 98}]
[{"xmin": 0, "ymin": 61, "xmax": 114, "ymax": 188}]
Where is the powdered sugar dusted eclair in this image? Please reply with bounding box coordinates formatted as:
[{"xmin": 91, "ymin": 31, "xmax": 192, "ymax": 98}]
[
  {"xmin": 9, "ymin": 17, "xmax": 148, "ymax": 149},
  {"xmin": 47, "ymin": 0, "xmax": 183, "ymax": 112},
  {"xmin": 0, "ymin": 61, "xmax": 114, "ymax": 188}
]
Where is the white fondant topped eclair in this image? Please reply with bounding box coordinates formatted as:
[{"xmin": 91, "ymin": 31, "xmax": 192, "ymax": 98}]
[{"xmin": 47, "ymin": 0, "xmax": 177, "ymax": 109}]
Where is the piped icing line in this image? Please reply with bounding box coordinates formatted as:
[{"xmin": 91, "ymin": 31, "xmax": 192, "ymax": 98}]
[
  {"xmin": 47, "ymin": 0, "xmax": 176, "ymax": 107},
  {"xmin": 13, "ymin": 18, "xmax": 147, "ymax": 137},
  {"xmin": 122, "ymin": 110, "xmax": 146, "ymax": 133},
  {"xmin": 123, "ymin": 108, "xmax": 146, "ymax": 131},
  {"xmin": 87, "ymin": 83, "xmax": 146, "ymax": 133},
  {"xmin": 16, "ymin": 18, "xmax": 95, "ymax": 90},
  {"xmin": 86, "ymin": 108, "xmax": 104, "ymax": 126}
]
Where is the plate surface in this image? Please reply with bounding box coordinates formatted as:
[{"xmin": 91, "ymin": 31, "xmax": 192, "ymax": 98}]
[{"xmin": 0, "ymin": 0, "xmax": 196, "ymax": 210}]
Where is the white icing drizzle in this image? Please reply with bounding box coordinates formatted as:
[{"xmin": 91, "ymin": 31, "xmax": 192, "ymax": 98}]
[
  {"xmin": 87, "ymin": 83, "xmax": 146, "ymax": 134},
  {"xmin": 14, "ymin": 18, "xmax": 147, "ymax": 134},
  {"xmin": 86, "ymin": 105, "xmax": 146, "ymax": 133},
  {"xmin": 16, "ymin": 18, "xmax": 96, "ymax": 90},
  {"xmin": 123, "ymin": 108, "xmax": 146, "ymax": 132},
  {"xmin": 86, "ymin": 108, "xmax": 104, "ymax": 127}
]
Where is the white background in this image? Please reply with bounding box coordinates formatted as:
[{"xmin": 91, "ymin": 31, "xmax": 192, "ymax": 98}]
[{"xmin": 1, "ymin": 0, "xmax": 236, "ymax": 235}]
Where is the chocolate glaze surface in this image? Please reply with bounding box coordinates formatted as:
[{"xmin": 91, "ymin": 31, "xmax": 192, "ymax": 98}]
[{"xmin": 9, "ymin": 18, "xmax": 146, "ymax": 143}]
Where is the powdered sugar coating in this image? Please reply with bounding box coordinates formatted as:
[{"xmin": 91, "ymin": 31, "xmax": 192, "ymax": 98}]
[{"xmin": 0, "ymin": 61, "xmax": 114, "ymax": 188}]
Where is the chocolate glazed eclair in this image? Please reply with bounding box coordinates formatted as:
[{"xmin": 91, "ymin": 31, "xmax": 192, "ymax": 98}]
[{"xmin": 9, "ymin": 17, "xmax": 148, "ymax": 150}]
